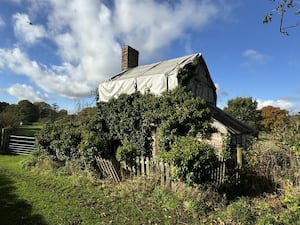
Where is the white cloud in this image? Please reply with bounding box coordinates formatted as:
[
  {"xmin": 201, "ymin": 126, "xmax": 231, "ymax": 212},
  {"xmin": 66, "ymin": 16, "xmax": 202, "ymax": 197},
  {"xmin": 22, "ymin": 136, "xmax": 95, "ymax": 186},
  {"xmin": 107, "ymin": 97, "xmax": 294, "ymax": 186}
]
[
  {"xmin": 6, "ymin": 83, "xmax": 49, "ymax": 102},
  {"xmin": 243, "ymin": 49, "xmax": 268, "ymax": 64},
  {"xmin": 257, "ymin": 98, "xmax": 300, "ymax": 114},
  {"xmin": 0, "ymin": 48, "xmax": 93, "ymax": 98},
  {"xmin": 113, "ymin": 0, "xmax": 221, "ymax": 57},
  {"xmin": 13, "ymin": 13, "xmax": 47, "ymax": 44},
  {"xmin": 0, "ymin": 0, "xmax": 231, "ymax": 99},
  {"xmin": 215, "ymin": 83, "xmax": 228, "ymax": 97}
]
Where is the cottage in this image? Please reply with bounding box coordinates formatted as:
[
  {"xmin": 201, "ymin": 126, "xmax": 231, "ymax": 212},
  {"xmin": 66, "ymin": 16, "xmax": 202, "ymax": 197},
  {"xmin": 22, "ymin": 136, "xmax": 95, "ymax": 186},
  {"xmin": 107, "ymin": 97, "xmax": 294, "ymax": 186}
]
[{"xmin": 98, "ymin": 46, "xmax": 257, "ymax": 158}]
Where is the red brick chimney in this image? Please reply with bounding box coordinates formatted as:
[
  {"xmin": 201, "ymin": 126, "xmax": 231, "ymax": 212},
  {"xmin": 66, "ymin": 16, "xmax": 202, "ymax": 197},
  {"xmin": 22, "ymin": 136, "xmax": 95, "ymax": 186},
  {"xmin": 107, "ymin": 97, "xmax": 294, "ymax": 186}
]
[{"xmin": 121, "ymin": 45, "xmax": 139, "ymax": 71}]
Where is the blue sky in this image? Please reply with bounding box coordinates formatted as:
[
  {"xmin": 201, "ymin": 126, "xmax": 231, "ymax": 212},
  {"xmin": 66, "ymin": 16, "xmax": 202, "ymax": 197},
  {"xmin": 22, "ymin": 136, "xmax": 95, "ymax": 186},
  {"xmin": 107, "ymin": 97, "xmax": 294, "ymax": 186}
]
[{"xmin": 0, "ymin": 0, "xmax": 299, "ymax": 114}]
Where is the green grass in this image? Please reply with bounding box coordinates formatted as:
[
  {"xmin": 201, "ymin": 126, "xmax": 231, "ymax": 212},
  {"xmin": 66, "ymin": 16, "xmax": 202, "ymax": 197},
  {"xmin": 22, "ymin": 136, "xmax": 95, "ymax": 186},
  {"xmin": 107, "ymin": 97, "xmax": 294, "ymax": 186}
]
[
  {"xmin": 10, "ymin": 125, "xmax": 42, "ymax": 136},
  {"xmin": 0, "ymin": 155, "xmax": 203, "ymax": 225},
  {"xmin": 1, "ymin": 154, "xmax": 300, "ymax": 225}
]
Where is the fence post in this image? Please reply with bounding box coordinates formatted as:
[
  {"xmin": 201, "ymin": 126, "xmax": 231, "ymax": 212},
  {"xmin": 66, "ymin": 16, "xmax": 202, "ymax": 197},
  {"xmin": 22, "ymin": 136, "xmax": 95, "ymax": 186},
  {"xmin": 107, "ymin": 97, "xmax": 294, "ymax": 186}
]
[
  {"xmin": 0, "ymin": 128, "xmax": 7, "ymax": 154},
  {"xmin": 145, "ymin": 157, "xmax": 150, "ymax": 176},
  {"xmin": 0, "ymin": 128, "xmax": 3, "ymax": 153},
  {"xmin": 141, "ymin": 156, "xmax": 145, "ymax": 176}
]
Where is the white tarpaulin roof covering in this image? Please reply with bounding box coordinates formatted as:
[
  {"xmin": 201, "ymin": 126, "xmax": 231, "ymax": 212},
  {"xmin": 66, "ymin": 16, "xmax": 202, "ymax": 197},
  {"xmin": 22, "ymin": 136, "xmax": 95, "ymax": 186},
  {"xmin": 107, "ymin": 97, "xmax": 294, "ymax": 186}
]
[{"xmin": 98, "ymin": 53, "xmax": 200, "ymax": 102}]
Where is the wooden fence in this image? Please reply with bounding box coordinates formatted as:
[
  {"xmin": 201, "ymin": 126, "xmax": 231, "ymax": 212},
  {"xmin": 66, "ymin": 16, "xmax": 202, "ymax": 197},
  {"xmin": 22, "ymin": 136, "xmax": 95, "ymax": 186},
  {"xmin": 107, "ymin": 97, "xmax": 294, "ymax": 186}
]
[
  {"xmin": 95, "ymin": 156, "xmax": 229, "ymax": 187},
  {"xmin": 120, "ymin": 156, "xmax": 173, "ymax": 187},
  {"xmin": 9, "ymin": 135, "xmax": 37, "ymax": 155},
  {"xmin": 95, "ymin": 157, "xmax": 121, "ymax": 183}
]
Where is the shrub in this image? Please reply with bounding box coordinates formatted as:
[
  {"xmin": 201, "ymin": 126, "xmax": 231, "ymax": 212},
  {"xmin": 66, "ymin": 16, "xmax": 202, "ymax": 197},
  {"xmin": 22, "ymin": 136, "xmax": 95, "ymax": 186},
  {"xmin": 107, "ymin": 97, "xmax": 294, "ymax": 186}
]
[
  {"xmin": 21, "ymin": 149, "xmax": 48, "ymax": 169},
  {"xmin": 79, "ymin": 130, "xmax": 109, "ymax": 170},
  {"xmin": 116, "ymin": 138, "xmax": 139, "ymax": 166},
  {"xmin": 279, "ymin": 183, "xmax": 300, "ymax": 225},
  {"xmin": 161, "ymin": 136, "xmax": 218, "ymax": 185},
  {"xmin": 96, "ymin": 86, "xmax": 212, "ymax": 157},
  {"xmin": 226, "ymin": 197, "xmax": 255, "ymax": 225},
  {"xmin": 36, "ymin": 117, "xmax": 108, "ymax": 171},
  {"xmin": 247, "ymin": 139, "xmax": 300, "ymax": 186}
]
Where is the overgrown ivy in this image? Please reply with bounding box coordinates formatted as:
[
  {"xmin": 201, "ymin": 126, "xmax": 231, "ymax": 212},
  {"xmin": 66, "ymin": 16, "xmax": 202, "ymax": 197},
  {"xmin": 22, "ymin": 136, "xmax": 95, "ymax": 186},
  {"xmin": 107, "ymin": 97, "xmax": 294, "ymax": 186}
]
[
  {"xmin": 36, "ymin": 86, "xmax": 214, "ymax": 179},
  {"xmin": 96, "ymin": 86, "xmax": 213, "ymax": 159},
  {"xmin": 177, "ymin": 59, "xmax": 198, "ymax": 86}
]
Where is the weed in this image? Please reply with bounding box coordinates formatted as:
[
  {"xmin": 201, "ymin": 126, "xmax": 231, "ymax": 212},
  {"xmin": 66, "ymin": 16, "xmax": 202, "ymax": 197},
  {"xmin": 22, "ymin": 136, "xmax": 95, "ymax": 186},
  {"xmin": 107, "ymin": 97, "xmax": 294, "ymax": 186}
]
[{"xmin": 226, "ymin": 197, "xmax": 255, "ymax": 225}]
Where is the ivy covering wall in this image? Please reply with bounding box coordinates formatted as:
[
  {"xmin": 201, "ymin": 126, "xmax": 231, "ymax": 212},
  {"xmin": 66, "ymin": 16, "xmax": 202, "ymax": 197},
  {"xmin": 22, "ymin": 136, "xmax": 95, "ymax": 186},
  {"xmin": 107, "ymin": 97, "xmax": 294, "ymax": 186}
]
[{"xmin": 37, "ymin": 86, "xmax": 219, "ymax": 183}]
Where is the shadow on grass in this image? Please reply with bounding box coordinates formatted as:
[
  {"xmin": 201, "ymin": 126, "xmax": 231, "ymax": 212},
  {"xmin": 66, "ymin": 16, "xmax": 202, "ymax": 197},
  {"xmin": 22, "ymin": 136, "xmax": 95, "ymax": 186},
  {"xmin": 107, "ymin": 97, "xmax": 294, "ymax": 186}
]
[
  {"xmin": 218, "ymin": 169, "xmax": 277, "ymax": 200},
  {"xmin": 0, "ymin": 173, "xmax": 47, "ymax": 225}
]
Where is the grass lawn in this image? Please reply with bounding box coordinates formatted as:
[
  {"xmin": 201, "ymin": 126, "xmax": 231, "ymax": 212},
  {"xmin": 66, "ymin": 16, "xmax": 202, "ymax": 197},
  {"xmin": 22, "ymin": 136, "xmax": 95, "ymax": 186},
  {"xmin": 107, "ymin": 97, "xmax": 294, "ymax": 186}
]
[
  {"xmin": 11, "ymin": 125, "xmax": 42, "ymax": 136},
  {"xmin": 0, "ymin": 155, "xmax": 201, "ymax": 225},
  {"xmin": 2, "ymin": 154, "xmax": 299, "ymax": 225}
]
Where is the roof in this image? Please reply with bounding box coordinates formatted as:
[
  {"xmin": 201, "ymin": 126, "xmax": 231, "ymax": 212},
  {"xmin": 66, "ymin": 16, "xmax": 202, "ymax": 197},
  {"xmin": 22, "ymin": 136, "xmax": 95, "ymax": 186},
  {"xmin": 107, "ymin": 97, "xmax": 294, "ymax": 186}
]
[
  {"xmin": 209, "ymin": 105, "xmax": 258, "ymax": 135},
  {"xmin": 110, "ymin": 53, "xmax": 200, "ymax": 81},
  {"xmin": 98, "ymin": 53, "xmax": 217, "ymax": 103}
]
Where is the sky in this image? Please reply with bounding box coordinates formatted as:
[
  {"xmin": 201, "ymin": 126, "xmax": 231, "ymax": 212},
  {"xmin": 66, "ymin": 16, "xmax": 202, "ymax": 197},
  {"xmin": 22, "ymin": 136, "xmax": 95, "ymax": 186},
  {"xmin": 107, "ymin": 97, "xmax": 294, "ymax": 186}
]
[{"xmin": 0, "ymin": 0, "xmax": 300, "ymax": 114}]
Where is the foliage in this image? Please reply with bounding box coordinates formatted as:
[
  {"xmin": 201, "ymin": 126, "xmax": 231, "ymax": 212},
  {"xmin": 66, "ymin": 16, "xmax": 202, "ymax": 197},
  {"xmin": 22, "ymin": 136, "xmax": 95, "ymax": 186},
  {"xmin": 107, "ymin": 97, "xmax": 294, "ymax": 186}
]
[
  {"xmin": 0, "ymin": 102, "xmax": 9, "ymax": 113},
  {"xmin": 97, "ymin": 86, "xmax": 212, "ymax": 158},
  {"xmin": 246, "ymin": 136, "xmax": 300, "ymax": 189},
  {"xmin": 21, "ymin": 149, "xmax": 48, "ymax": 169},
  {"xmin": 0, "ymin": 111, "xmax": 19, "ymax": 128},
  {"xmin": 2, "ymin": 154, "xmax": 300, "ymax": 225},
  {"xmin": 156, "ymin": 87, "xmax": 212, "ymax": 152},
  {"xmin": 79, "ymin": 129, "xmax": 108, "ymax": 169},
  {"xmin": 0, "ymin": 100, "xmax": 68, "ymax": 128},
  {"xmin": 161, "ymin": 136, "xmax": 218, "ymax": 184},
  {"xmin": 177, "ymin": 59, "xmax": 198, "ymax": 86},
  {"xmin": 273, "ymin": 114, "xmax": 300, "ymax": 155},
  {"xmin": 36, "ymin": 114, "xmax": 109, "ymax": 169},
  {"xmin": 0, "ymin": 155, "xmax": 223, "ymax": 225},
  {"xmin": 98, "ymin": 92, "xmax": 155, "ymax": 156},
  {"xmin": 279, "ymin": 182, "xmax": 300, "ymax": 224},
  {"xmin": 260, "ymin": 105, "xmax": 288, "ymax": 132},
  {"xmin": 116, "ymin": 138, "xmax": 139, "ymax": 165},
  {"xmin": 225, "ymin": 197, "xmax": 255, "ymax": 225},
  {"xmin": 17, "ymin": 100, "xmax": 39, "ymax": 123},
  {"xmin": 224, "ymin": 97, "xmax": 261, "ymax": 129},
  {"xmin": 221, "ymin": 133, "xmax": 232, "ymax": 159},
  {"xmin": 264, "ymin": 0, "xmax": 300, "ymax": 35},
  {"xmin": 51, "ymin": 124, "xmax": 82, "ymax": 161}
]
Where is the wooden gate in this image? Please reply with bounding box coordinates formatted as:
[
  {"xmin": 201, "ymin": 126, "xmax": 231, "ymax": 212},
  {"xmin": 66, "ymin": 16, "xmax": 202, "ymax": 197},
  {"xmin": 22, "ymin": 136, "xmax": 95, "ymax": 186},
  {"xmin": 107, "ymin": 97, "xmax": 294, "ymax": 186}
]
[{"xmin": 9, "ymin": 135, "xmax": 37, "ymax": 155}]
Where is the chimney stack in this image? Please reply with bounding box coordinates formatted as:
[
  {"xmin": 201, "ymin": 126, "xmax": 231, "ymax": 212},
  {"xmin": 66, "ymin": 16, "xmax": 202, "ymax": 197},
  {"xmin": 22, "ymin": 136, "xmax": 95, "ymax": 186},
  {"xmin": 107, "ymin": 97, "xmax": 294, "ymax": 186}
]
[{"xmin": 121, "ymin": 45, "xmax": 139, "ymax": 71}]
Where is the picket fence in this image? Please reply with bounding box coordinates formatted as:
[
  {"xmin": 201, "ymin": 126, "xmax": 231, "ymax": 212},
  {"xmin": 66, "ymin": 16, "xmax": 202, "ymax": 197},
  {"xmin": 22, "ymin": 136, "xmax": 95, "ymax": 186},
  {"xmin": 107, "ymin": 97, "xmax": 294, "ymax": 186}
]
[
  {"xmin": 9, "ymin": 135, "xmax": 37, "ymax": 155},
  {"xmin": 95, "ymin": 156, "xmax": 229, "ymax": 187},
  {"xmin": 121, "ymin": 156, "xmax": 173, "ymax": 188}
]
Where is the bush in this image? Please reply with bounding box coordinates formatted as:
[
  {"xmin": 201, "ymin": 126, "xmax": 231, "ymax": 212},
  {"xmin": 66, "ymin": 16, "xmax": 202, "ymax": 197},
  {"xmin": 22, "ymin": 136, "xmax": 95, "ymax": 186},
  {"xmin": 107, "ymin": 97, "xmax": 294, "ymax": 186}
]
[
  {"xmin": 21, "ymin": 149, "xmax": 48, "ymax": 169},
  {"xmin": 96, "ymin": 86, "xmax": 212, "ymax": 157},
  {"xmin": 226, "ymin": 197, "xmax": 255, "ymax": 225},
  {"xmin": 79, "ymin": 130, "xmax": 108, "ymax": 170},
  {"xmin": 161, "ymin": 136, "xmax": 218, "ymax": 185},
  {"xmin": 116, "ymin": 138, "xmax": 139, "ymax": 166},
  {"xmin": 247, "ymin": 139, "xmax": 300, "ymax": 186},
  {"xmin": 279, "ymin": 183, "xmax": 300, "ymax": 225},
  {"xmin": 36, "ymin": 117, "xmax": 108, "ymax": 171}
]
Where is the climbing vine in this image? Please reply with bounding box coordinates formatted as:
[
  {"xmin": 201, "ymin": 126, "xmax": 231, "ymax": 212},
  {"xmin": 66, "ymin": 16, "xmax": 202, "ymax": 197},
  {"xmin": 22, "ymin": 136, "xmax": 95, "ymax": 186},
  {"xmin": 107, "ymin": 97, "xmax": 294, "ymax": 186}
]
[
  {"xmin": 96, "ymin": 86, "xmax": 212, "ymax": 158},
  {"xmin": 177, "ymin": 59, "xmax": 198, "ymax": 87}
]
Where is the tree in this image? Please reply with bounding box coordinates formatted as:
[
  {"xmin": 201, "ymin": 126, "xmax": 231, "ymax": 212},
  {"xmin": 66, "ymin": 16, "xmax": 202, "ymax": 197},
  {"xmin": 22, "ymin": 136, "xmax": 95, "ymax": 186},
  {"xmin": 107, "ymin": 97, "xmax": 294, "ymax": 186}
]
[
  {"xmin": 0, "ymin": 102, "xmax": 9, "ymax": 113},
  {"xmin": 1, "ymin": 104, "xmax": 20, "ymax": 127},
  {"xmin": 0, "ymin": 112, "xmax": 19, "ymax": 128},
  {"xmin": 260, "ymin": 105, "xmax": 288, "ymax": 131},
  {"xmin": 264, "ymin": 0, "xmax": 300, "ymax": 35},
  {"xmin": 224, "ymin": 97, "xmax": 261, "ymax": 129},
  {"xmin": 34, "ymin": 102, "xmax": 53, "ymax": 120},
  {"xmin": 76, "ymin": 107, "xmax": 97, "ymax": 124},
  {"xmin": 17, "ymin": 100, "xmax": 39, "ymax": 123}
]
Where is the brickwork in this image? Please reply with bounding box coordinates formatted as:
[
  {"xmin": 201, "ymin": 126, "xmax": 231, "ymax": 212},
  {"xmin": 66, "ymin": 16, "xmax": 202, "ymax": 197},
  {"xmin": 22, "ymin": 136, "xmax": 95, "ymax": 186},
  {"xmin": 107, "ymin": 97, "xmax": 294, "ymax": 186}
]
[{"xmin": 121, "ymin": 45, "xmax": 139, "ymax": 71}]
